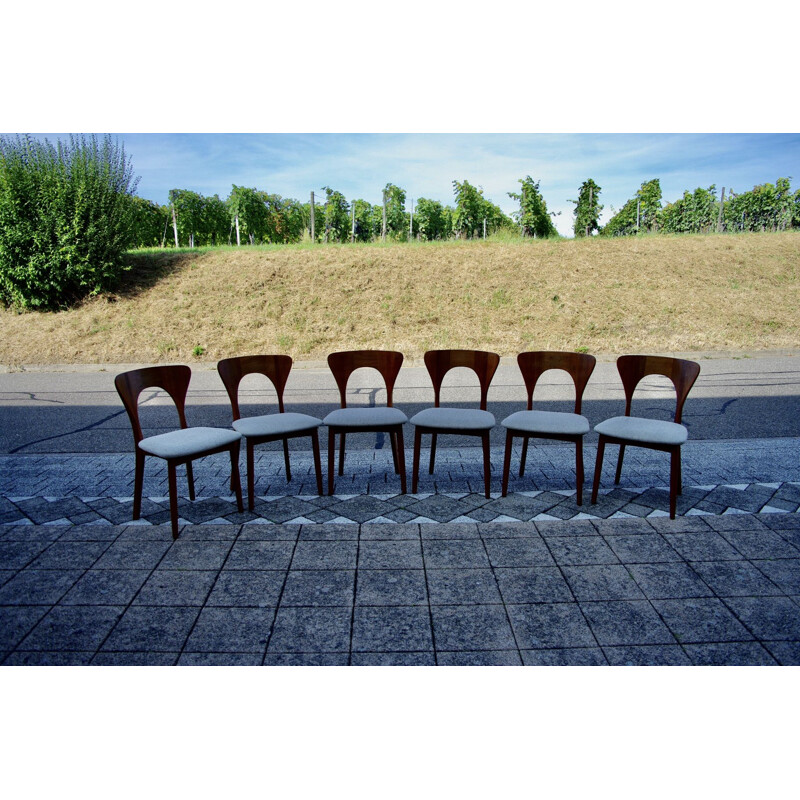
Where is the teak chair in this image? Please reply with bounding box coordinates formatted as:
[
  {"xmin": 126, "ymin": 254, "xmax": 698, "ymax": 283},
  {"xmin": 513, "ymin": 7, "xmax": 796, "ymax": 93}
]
[
  {"xmin": 115, "ymin": 365, "xmax": 244, "ymax": 539},
  {"xmin": 590, "ymin": 355, "xmax": 701, "ymax": 519},
  {"xmin": 323, "ymin": 350, "xmax": 408, "ymax": 495},
  {"xmin": 410, "ymin": 349, "xmax": 500, "ymax": 499},
  {"xmin": 217, "ymin": 355, "xmax": 324, "ymax": 510},
  {"xmin": 501, "ymin": 351, "xmax": 596, "ymax": 502}
]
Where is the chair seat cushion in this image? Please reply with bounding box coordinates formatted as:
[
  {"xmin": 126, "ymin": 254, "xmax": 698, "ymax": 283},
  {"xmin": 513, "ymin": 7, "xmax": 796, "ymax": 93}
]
[
  {"xmin": 502, "ymin": 410, "xmax": 590, "ymax": 436},
  {"xmin": 410, "ymin": 407, "xmax": 496, "ymax": 431},
  {"xmin": 323, "ymin": 406, "xmax": 408, "ymax": 428},
  {"xmin": 139, "ymin": 426, "xmax": 242, "ymax": 459},
  {"xmin": 594, "ymin": 416, "xmax": 688, "ymax": 446},
  {"xmin": 233, "ymin": 412, "xmax": 321, "ymax": 438}
]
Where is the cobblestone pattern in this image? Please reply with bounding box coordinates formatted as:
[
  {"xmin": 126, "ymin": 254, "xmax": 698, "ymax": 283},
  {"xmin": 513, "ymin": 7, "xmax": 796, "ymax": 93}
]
[{"xmin": 2, "ymin": 441, "xmax": 799, "ymax": 526}]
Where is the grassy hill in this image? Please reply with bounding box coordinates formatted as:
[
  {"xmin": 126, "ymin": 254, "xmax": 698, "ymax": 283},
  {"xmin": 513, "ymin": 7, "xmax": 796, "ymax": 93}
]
[{"xmin": 1, "ymin": 231, "xmax": 799, "ymax": 365}]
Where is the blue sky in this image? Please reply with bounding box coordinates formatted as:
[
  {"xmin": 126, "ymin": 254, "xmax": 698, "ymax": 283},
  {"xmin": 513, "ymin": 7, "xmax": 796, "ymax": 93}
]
[{"xmin": 99, "ymin": 132, "xmax": 800, "ymax": 237}]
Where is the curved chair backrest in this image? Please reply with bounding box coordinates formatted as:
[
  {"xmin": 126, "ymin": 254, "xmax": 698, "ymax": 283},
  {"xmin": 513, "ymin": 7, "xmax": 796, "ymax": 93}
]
[
  {"xmin": 617, "ymin": 355, "xmax": 701, "ymax": 423},
  {"xmin": 217, "ymin": 355, "xmax": 293, "ymax": 421},
  {"xmin": 114, "ymin": 364, "xmax": 192, "ymax": 445},
  {"xmin": 517, "ymin": 351, "xmax": 596, "ymax": 415},
  {"xmin": 423, "ymin": 349, "xmax": 500, "ymax": 410},
  {"xmin": 327, "ymin": 350, "xmax": 404, "ymax": 408}
]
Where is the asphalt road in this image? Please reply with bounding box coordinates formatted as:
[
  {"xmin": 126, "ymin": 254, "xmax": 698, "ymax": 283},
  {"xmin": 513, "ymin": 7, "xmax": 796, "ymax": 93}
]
[{"xmin": 1, "ymin": 353, "xmax": 799, "ymax": 454}]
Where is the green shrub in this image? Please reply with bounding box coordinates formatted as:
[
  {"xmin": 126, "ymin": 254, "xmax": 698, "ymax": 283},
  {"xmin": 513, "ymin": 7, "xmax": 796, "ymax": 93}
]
[{"xmin": 0, "ymin": 134, "xmax": 139, "ymax": 309}]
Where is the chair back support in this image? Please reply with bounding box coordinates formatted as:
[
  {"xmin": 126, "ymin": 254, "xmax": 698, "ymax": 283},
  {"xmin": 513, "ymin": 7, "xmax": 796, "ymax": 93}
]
[
  {"xmin": 517, "ymin": 351, "xmax": 596, "ymax": 414},
  {"xmin": 217, "ymin": 355, "xmax": 293, "ymax": 421},
  {"xmin": 423, "ymin": 349, "xmax": 500, "ymax": 410},
  {"xmin": 617, "ymin": 355, "xmax": 701, "ymax": 423},
  {"xmin": 327, "ymin": 350, "xmax": 404, "ymax": 408},
  {"xmin": 114, "ymin": 365, "xmax": 191, "ymax": 445}
]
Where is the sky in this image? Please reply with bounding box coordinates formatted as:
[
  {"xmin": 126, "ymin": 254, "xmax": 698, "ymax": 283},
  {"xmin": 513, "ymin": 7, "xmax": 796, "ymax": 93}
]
[{"xmin": 95, "ymin": 132, "xmax": 800, "ymax": 237}]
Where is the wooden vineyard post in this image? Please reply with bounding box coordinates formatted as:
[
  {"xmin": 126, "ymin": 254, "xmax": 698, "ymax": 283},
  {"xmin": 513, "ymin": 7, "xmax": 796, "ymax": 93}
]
[
  {"xmin": 382, "ymin": 190, "xmax": 387, "ymax": 242},
  {"xmin": 310, "ymin": 191, "xmax": 315, "ymax": 243},
  {"xmin": 172, "ymin": 205, "xmax": 179, "ymax": 247},
  {"xmin": 351, "ymin": 201, "xmax": 356, "ymax": 243},
  {"xmin": 717, "ymin": 187, "xmax": 725, "ymax": 233}
]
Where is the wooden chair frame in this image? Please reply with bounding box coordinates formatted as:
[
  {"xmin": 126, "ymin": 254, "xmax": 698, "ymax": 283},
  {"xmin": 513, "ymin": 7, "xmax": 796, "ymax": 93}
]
[
  {"xmin": 217, "ymin": 354, "xmax": 323, "ymax": 510},
  {"xmin": 325, "ymin": 350, "xmax": 407, "ymax": 495},
  {"xmin": 412, "ymin": 349, "xmax": 500, "ymax": 499},
  {"xmin": 590, "ymin": 355, "xmax": 701, "ymax": 519},
  {"xmin": 501, "ymin": 351, "xmax": 596, "ymax": 502},
  {"xmin": 115, "ymin": 364, "xmax": 243, "ymax": 539}
]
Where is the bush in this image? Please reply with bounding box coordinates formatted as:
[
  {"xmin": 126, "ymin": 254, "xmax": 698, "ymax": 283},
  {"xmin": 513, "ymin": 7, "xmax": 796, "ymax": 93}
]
[{"xmin": 0, "ymin": 134, "xmax": 139, "ymax": 309}]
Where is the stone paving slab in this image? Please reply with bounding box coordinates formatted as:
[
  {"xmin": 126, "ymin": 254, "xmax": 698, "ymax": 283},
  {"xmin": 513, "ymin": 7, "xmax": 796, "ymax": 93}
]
[{"xmin": 1, "ymin": 516, "xmax": 799, "ymax": 666}]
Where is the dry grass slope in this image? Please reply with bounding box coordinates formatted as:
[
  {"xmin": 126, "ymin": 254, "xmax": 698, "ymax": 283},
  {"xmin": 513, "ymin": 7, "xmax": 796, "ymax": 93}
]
[{"xmin": 1, "ymin": 231, "xmax": 799, "ymax": 365}]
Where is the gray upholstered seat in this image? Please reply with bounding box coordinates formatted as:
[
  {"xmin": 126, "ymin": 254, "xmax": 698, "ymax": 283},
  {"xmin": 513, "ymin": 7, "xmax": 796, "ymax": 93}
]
[
  {"xmin": 502, "ymin": 409, "xmax": 589, "ymax": 437},
  {"xmin": 410, "ymin": 407, "xmax": 495, "ymax": 431},
  {"xmin": 594, "ymin": 416, "xmax": 688, "ymax": 446},
  {"xmin": 233, "ymin": 411, "xmax": 322, "ymax": 438},
  {"xmin": 139, "ymin": 427, "xmax": 242, "ymax": 460},
  {"xmin": 324, "ymin": 406, "xmax": 408, "ymax": 428}
]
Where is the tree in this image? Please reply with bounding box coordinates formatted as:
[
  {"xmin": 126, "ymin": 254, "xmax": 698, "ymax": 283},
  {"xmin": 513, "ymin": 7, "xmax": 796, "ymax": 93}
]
[
  {"xmin": 659, "ymin": 186, "xmax": 717, "ymax": 234},
  {"xmin": 322, "ymin": 187, "xmax": 350, "ymax": 243},
  {"xmin": 383, "ymin": 183, "xmax": 408, "ymax": 240},
  {"xmin": 415, "ymin": 197, "xmax": 448, "ymax": 240},
  {"xmin": 129, "ymin": 196, "xmax": 170, "ymax": 248},
  {"xmin": 602, "ymin": 179, "xmax": 662, "ymax": 236},
  {"xmin": 724, "ymin": 178, "xmax": 794, "ymax": 232},
  {"xmin": 351, "ymin": 199, "xmax": 375, "ymax": 242},
  {"xmin": 169, "ymin": 189, "xmax": 208, "ymax": 248},
  {"xmin": 198, "ymin": 194, "xmax": 230, "ymax": 245},
  {"xmin": 452, "ymin": 180, "xmax": 485, "ymax": 238},
  {"xmin": 509, "ymin": 176, "xmax": 558, "ymax": 238},
  {"xmin": 227, "ymin": 185, "xmax": 270, "ymax": 244},
  {"xmin": 571, "ymin": 179, "xmax": 603, "ymax": 237},
  {"xmin": 0, "ymin": 133, "xmax": 138, "ymax": 309}
]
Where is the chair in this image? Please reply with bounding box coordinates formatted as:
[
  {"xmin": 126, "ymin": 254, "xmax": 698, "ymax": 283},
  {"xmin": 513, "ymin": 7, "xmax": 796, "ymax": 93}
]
[
  {"xmin": 501, "ymin": 351, "xmax": 596, "ymax": 503},
  {"xmin": 323, "ymin": 350, "xmax": 408, "ymax": 495},
  {"xmin": 411, "ymin": 349, "xmax": 500, "ymax": 499},
  {"xmin": 217, "ymin": 355, "xmax": 324, "ymax": 510},
  {"xmin": 590, "ymin": 355, "xmax": 701, "ymax": 519},
  {"xmin": 115, "ymin": 365, "xmax": 244, "ymax": 539}
]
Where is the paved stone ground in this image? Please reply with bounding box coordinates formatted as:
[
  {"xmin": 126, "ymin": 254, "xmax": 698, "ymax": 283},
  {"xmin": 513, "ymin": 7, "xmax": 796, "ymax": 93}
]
[
  {"xmin": 2, "ymin": 515, "xmax": 799, "ymax": 666},
  {"xmin": 2, "ymin": 439, "xmax": 800, "ymax": 525},
  {"xmin": 2, "ymin": 437, "xmax": 799, "ymax": 665}
]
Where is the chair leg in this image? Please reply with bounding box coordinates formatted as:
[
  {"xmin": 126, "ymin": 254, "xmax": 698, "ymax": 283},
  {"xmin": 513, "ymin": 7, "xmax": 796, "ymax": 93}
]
[
  {"xmin": 311, "ymin": 429, "xmax": 324, "ymax": 496},
  {"xmin": 669, "ymin": 448, "xmax": 680, "ymax": 519},
  {"xmin": 390, "ymin": 430, "xmax": 400, "ymax": 474},
  {"xmin": 328, "ymin": 428, "xmax": 336, "ymax": 496},
  {"xmin": 482, "ymin": 433, "xmax": 492, "ymax": 499},
  {"xmin": 412, "ymin": 428, "xmax": 422, "ymax": 493},
  {"xmin": 186, "ymin": 461, "xmax": 195, "ymax": 501},
  {"xmin": 501, "ymin": 430, "xmax": 514, "ymax": 497},
  {"xmin": 519, "ymin": 436, "xmax": 529, "ymax": 477},
  {"xmin": 338, "ymin": 432, "xmax": 346, "ymax": 476},
  {"xmin": 230, "ymin": 442, "xmax": 243, "ymax": 513},
  {"xmin": 167, "ymin": 461, "xmax": 180, "ymax": 540},
  {"xmin": 133, "ymin": 449, "xmax": 145, "ymax": 520},
  {"xmin": 396, "ymin": 426, "xmax": 407, "ymax": 494},
  {"xmin": 246, "ymin": 440, "xmax": 255, "ymax": 511},
  {"xmin": 591, "ymin": 437, "xmax": 606, "ymax": 504},
  {"xmin": 614, "ymin": 444, "xmax": 626, "ymax": 485},
  {"xmin": 575, "ymin": 437, "xmax": 584, "ymax": 506},
  {"xmin": 282, "ymin": 439, "xmax": 292, "ymax": 482},
  {"xmin": 429, "ymin": 433, "xmax": 437, "ymax": 474}
]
